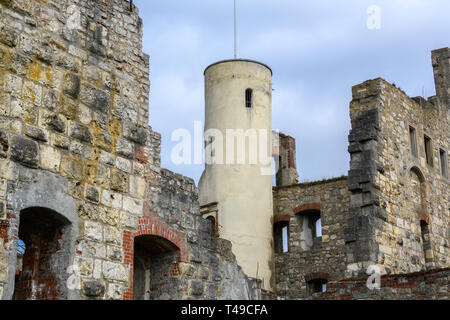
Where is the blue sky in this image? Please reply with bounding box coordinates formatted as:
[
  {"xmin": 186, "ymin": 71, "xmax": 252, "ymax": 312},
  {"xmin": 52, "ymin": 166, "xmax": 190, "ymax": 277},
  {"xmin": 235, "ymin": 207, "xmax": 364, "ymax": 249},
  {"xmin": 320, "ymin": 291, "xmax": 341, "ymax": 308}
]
[{"xmin": 133, "ymin": 0, "xmax": 450, "ymax": 184}]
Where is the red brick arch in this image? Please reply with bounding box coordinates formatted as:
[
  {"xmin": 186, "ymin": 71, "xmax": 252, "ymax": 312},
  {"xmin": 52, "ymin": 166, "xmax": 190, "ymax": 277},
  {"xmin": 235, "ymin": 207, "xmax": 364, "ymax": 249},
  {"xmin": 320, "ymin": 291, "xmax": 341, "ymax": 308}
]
[
  {"xmin": 273, "ymin": 214, "xmax": 291, "ymax": 224},
  {"xmin": 305, "ymin": 272, "xmax": 329, "ymax": 282},
  {"xmin": 122, "ymin": 203, "xmax": 189, "ymax": 300},
  {"xmin": 293, "ymin": 203, "xmax": 321, "ymax": 215}
]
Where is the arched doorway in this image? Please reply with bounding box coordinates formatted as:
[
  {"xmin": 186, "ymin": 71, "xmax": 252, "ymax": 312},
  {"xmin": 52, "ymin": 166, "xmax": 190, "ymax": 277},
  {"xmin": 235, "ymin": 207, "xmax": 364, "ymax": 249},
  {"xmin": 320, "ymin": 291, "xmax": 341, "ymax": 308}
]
[
  {"xmin": 14, "ymin": 207, "xmax": 72, "ymax": 300},
  {"xmin": 133, "ymin": 235, "xmax": 180, "ymax": 300}
]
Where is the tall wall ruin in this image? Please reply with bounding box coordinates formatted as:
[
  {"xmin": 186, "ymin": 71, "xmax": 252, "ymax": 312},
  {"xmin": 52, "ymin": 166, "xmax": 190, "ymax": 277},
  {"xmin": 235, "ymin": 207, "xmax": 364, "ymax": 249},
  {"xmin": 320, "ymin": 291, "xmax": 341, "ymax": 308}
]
[{"xmin": 0, "ymin": 0, "xmax": 258, "ymax": 300}]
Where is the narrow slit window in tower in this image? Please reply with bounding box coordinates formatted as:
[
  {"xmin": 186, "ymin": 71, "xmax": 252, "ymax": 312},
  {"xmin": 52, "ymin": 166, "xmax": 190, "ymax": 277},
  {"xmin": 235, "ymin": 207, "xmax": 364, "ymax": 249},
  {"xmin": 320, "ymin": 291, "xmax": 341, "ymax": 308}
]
[{"xmin": 245, "ymin": 89, "xmax": 253, "ymax": 108}]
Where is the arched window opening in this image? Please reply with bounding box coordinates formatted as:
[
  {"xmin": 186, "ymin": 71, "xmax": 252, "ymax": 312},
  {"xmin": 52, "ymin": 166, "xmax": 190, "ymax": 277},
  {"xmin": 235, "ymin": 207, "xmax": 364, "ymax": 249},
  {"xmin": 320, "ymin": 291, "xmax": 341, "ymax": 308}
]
[
  {"xmin": 245, "ymin": 89, "xmax": 253, "ymax": 108},
  {"xmin": 274, "ymin": 221, "xmax": 289, "ymax": 254},
  {"xmin": 206, "ymin": 216, "xmax": 218, "ymax": 236},
  {"xmin": 133, "ymin": 235, "xmax": 180, "ymax": 300},
  {"xmin": 14, "ymin": 207, "xmax": 72, "ymax": 300}
]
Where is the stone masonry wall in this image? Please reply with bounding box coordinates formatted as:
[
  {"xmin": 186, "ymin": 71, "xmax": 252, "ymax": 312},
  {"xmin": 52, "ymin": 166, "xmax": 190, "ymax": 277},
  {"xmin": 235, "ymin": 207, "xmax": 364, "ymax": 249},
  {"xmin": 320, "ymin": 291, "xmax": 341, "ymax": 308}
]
[
  {"xmin": 272, "ymin": 177, "xmax": 350, "ymax": 298},
  {"xmin": 0, "ymin": 0, "xmax": 256, "ymax": 300},
  {"xmin": 0, "ymin": 0, "xmax": 154, "ymax": 300},
  {"xmin": 346, "ymin": 75, "xmax": 449, "ymax": 278}
]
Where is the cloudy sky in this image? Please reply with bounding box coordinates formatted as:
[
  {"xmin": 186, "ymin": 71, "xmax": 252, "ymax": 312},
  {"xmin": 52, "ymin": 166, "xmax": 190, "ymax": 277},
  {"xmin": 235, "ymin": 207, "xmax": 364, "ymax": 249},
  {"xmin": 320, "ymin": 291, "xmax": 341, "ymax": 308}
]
[{"xmin": 133, "ymin": 0, "xmax": 450, "ymax": 184}]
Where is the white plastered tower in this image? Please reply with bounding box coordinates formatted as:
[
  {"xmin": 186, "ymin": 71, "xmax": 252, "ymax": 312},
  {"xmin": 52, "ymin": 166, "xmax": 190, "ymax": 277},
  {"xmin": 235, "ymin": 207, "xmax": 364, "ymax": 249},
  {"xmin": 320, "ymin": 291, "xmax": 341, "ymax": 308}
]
[{"xmin": 198, "ymin": 59, "xmax": 274, "ymax": 291}]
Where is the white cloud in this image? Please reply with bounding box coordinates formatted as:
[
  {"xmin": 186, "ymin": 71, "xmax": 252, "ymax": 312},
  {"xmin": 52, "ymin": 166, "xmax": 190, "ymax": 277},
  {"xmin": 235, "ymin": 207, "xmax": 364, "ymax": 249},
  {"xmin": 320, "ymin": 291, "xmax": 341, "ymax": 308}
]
[{"xmin": 134, "ymin": 0, "xmax": 450, "ymax": 183}]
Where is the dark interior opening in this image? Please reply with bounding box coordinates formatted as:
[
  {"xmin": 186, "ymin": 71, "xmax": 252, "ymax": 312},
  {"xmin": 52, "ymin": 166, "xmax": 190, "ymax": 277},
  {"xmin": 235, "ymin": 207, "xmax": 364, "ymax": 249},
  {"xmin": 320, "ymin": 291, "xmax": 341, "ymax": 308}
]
[
  {"xmin": 14, "ymin": 207, "xmax": 71, "ymax": 300},
  {"xmin": 133, "ymin": 235, "xmax": 180, "ymax": 300},
  {"xmin": 307, "ymin": 279, "xmax": 327, "ymax": 295}
]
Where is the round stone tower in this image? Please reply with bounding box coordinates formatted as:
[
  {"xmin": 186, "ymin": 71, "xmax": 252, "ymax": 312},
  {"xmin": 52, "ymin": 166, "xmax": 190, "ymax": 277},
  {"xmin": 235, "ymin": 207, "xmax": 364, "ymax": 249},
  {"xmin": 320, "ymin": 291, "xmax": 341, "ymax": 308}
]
[{"xmin": 198, "ymin": 59, "xmax": 274, "ymax": 291}]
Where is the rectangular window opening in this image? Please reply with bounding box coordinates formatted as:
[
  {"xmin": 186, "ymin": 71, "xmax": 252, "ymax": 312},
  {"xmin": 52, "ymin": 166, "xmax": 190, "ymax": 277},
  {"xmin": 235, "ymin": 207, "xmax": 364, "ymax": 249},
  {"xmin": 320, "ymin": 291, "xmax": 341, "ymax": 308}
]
[
  {"xmin": 245, "ymin": 89, "xmax": 253, "ymax": 108},
  {"xmin": 440, "ymin": 149, "xmax": 448, "ymax": 178},
  {"xmin": 424, "ymin": 135, "xmax": 433, "ymax": 166},
  {"xmin": 409, "ymin": 126, "xmax": 417, "ymax": 157}
]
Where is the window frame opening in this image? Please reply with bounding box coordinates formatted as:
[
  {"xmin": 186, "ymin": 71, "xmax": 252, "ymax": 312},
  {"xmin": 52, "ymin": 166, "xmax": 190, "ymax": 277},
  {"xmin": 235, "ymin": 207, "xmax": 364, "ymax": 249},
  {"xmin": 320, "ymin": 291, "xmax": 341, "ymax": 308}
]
[
  {"xmin": 424, "ymin": 135, "xmax": 433, "ymax": 166},
  {"xmin": 273, "ymin": 221, "xmax": 289, "ymax": 254},
  {"xmin": 14, "ymin": 207, "xmax": 72, "ymax": 300},
  {"xmin": 439, "ymin": 148, "xmax": 448, "ymax": 178},
  {"xmin": 296, "ymin": 208, "xmax": 322, "ymax": 251},
  {"xmin": 409, "ymin": 126, "xmax": 418, "ymax": 158},
  {"xmin": 307, "ymin": 278, "xmax": 328, "ymax": 295}
]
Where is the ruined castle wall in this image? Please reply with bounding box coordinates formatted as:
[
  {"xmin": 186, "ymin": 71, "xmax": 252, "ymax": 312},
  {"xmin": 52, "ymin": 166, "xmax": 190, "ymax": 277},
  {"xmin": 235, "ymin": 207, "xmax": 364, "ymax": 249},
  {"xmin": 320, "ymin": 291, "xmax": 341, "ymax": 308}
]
[
  {"xmin": 346, "ymin": 77, "xmax": 449, "ymax": 277},
  {"xmin": 272, "ymin": 177, "xmax": 350, "ymax": 298}
]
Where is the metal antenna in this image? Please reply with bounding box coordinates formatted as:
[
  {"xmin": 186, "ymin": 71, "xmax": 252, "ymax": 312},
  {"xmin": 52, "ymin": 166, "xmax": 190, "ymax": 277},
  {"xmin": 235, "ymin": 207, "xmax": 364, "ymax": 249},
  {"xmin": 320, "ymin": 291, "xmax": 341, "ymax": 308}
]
[{"xmin": 234, "ymin": 0, "xmax": 237, "ymax": 59}]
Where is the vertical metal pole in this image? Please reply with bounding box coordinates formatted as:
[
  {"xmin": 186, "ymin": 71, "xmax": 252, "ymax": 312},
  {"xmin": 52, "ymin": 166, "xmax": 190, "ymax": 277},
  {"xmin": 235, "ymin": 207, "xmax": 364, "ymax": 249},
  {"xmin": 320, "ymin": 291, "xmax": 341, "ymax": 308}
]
[{"xmin": 234, "ymin": 0, "xmax": 237, "ymax": 59}]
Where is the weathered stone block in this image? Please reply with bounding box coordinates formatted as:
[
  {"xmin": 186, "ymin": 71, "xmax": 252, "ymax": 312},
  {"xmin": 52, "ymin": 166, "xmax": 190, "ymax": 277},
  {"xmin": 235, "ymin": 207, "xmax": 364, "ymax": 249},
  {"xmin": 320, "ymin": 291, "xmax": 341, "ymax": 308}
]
[
  {"xmin": 189, "ymin": 280, "xmax": 204, "ymax": 296},
  {"xmin": 25, "ymin": 125, "xmax": 48, "ymax": 142},
  {"xmin": 60, "ymin": 155, "xmax": 83, "ymax": 180},
  {"xmin": 22, "ymin": 80, "xmax": 42, "ymax": 105},
  {"xmin": 178, "ymin": 262, "xmax": 196, "ymax": 277},
  {"xmin": 0, "ymin": 243, "xmax": 7, "ymax": 283},
  {"xmin": 86, "ymin": 186, "xmax": 100, "ymax": 203},
  {"xmin": 63, "ymin": 73, "xmax": 80, "ymax": 99},
  {"xmin": 10, "ymin": 136, "xmax": 39, "ymax": 168},
  {"xmin": 107, "ymin": 246, "xmax": 123, "ymax": 262},
  {"xmin": 123, "ymin": 122, "xmax": 147, "ymax": 145},
  {"xmin": 104, "ymin": 226, "xmax": 122, "ymax": 246},
  {"xmin": 84, "ymin": 221, "xmax": 103, "ymax": 242},
  {"xmin": 111, "ymin": 169, "xmax": 128, "ymax": 192},
  {"xmin": 116, "ymin": 138, "xmax": 134, "ymax": 159},
  {"xmin": 103, "ymin": 261, "xmax": 128, "ymax": 282},
  {"xmin": 122, "ymin": 196, "xmax": 143, "ymax": 215},
  {"xmin": 55, "ymin": 53, "xmax": 81, "ymax": 73},
  {"xmin": 52, "ymin": 134, "xmax": 70, "ymax": 150},
  {"xmin": 0, "ymin": 130, "xmax": 8, "ymax": 159},
  {"xmin": 80, "ymin": 83, "xmax": 110, "ymax": 114},
  {"xmin": 0, "ymin": 24, "xmax": 18, "ymax": 47},
  {"xmin": 106, "ymin": 283, "xmax": 124, "ymax": 300},
  {"xmin": 10, "ymin": 53, "xmax": 31, "ymax": 76},
  {"xmin": 100, "ymin": 207, "xmax": 119, "ymax": 226},
  {"xmin": 112, "ymin": 96, "xmax": 138, "ymax": 122},
  {"xmin": 0, "ymin": 93, "xmax": 10, "ymax": 117},
  {"xmin": 83, "ymin": 281, "xmax": 105, "ymax": 298},
  {"xmin": 70, "ymin": 122, "xmax": 92, "ymax": 143},
  {"xmin": 0, "ymin": 202, "xmax": 4, "ymax": 219},
  {"xmin": 39, "ymin": 145, "xmax": 60, "ymax": 172}
]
